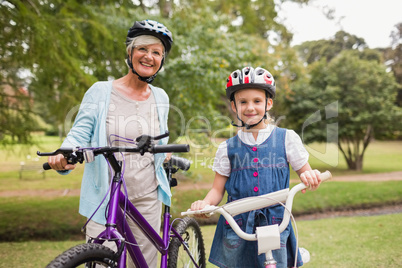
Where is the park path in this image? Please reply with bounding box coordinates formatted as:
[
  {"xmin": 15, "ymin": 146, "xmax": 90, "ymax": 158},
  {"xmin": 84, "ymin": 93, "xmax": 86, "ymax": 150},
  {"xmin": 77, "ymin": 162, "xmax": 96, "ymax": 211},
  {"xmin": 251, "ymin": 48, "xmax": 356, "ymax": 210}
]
[{"xmin": 1, "ymin": 171, "xmax": 401, "ymax": 198}]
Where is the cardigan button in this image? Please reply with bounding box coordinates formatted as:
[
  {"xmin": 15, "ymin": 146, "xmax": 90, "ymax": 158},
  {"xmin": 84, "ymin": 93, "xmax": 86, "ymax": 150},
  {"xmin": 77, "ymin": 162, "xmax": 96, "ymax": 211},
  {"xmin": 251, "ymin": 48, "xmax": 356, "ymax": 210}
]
[
  {"xmin": 252, "ymin": 147, "xmax": 257, "ymax": 151},
  {"xmin": 253, "ymin": 158, "xmax": 258, "ymax": 163},
  {"xmin": 254, "ymin": 187, "xmax": 259, "ymax": 192},
  {"xmin": 253, "ymin": 172, "xmax": 258, "ymax": 177}
]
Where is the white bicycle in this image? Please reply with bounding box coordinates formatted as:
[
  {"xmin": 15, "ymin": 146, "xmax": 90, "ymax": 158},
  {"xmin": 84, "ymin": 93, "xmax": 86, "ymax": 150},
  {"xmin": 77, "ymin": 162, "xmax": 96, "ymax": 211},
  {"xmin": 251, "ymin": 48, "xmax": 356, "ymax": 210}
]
[{"xmin": 182, "ymin": 170, "xmax": 332, "ymax": 268}]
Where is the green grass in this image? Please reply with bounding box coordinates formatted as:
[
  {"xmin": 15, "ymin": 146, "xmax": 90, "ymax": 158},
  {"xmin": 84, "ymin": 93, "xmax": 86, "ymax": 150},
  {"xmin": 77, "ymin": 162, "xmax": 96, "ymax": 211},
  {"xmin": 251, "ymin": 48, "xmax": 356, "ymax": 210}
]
[
  {"xmin": 0, "ymin": 196, "xmax": 86, "ymax": 241},
  {"xmin": 0, "ymin": 135, "xmax": 84, "ymax": 191},
  {"xmin": 1, "ymin": 136, "xmax": 402, "ymax": 267},
  {"xmin": 305, "ymin": 140, "xmax": 402, "ymax": 175},
  {"xmin": 2, "ymin": 180, "xmax": 402, "ymax": 241},
  {"xmin": 184, "ymin": 139, "xmax": 402, "ymax": 184},
  {"xmin": 1, "ymin": 215, "xmax": 401, "ymax": 268},
  {"xmin": 1, "ymin": 137, "xmax": 401, "ymax": 192},
  {"xmin": 292, "ymin": 180, "xmax": 402, "ymax": 214},
  {"xmin": 297, "ymin": 213, "xmax": 402, "ymax": 267}
]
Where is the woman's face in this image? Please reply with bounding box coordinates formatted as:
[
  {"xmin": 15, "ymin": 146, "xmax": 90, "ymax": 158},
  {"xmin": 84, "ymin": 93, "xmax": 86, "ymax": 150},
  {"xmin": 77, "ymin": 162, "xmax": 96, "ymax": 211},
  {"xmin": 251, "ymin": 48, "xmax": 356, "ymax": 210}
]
[{"xmin": 130, "ymin": 43, "xmax": 164, "ymax": 78}]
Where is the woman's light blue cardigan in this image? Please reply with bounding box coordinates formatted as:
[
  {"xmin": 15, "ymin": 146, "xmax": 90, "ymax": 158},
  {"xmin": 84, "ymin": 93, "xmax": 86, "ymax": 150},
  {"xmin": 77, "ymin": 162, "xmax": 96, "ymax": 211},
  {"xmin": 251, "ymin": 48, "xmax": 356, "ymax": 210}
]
[{"xmin": 60, "ymin": 81, "xmax": 170, "ymax": 224}]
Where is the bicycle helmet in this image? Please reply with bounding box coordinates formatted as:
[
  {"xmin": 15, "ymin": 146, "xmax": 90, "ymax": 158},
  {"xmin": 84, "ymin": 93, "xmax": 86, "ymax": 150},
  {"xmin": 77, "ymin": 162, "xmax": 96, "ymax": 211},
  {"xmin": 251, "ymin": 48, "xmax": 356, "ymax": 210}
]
[
  {"xmin": 126, "ymin": 20, "xmax": 173, "ymax": 54},
  {"xmin": 226, "ymin": 67, "xmax": 275, "ymax": 129},
  {"xmin": 226, "ymin": 67, "xmax": 276, "ymax": 100},
  {"xmin": 126, "ymin": 20, "xmax": 173, "ymax": 83}
]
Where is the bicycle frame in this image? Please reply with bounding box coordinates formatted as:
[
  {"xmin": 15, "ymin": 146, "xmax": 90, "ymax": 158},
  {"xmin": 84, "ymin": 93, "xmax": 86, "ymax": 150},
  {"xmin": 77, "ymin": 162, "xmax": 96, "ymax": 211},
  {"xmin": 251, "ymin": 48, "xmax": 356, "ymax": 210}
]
[
  {"xmin": 183, "ymin": 170, "xmax": 332, "ymax": 268},
  {"xmin": 92, "ymin": 152, "xmax": 200, "ymax": 268},
  {"xmin": 39, "ymin": 133, "xmax": 204, "ymax": 268}
]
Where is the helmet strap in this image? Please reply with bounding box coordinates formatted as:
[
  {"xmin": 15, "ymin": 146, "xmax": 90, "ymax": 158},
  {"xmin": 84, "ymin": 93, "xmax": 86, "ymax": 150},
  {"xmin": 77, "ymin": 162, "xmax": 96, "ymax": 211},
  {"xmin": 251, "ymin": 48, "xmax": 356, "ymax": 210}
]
[
  {"xmin": 126, "ymin": 47, "xmax": 164, "ymax": 84},
  {"xmin": 231, "ymin": 98, "xmax": 268, "ymax": 130}
]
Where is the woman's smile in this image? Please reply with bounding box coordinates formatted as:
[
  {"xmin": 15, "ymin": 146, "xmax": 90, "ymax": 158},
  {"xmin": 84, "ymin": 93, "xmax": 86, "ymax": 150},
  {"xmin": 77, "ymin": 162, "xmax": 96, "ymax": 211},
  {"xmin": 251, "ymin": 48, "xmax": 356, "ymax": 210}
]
[{"xmin": 131, "ymin": 43, "xmax": 164, "ymax": 77}]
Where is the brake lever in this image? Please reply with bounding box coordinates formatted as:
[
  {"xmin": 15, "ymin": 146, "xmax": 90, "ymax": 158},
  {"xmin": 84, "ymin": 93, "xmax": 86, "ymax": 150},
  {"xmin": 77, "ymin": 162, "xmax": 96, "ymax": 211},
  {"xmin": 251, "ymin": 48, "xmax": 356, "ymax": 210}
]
[{"xmin": 136, "ymin": 131, "xmax": 170, "ymax": 155}]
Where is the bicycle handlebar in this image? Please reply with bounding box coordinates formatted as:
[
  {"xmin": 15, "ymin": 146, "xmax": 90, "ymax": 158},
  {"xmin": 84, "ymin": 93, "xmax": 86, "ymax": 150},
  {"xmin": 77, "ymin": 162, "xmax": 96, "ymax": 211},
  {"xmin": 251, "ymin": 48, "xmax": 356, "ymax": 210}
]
[
  {"xmin": 182, "ymin": 170, "xmax": 332, "ymax": 241},
  {"xmin": 38, "ymin": 144, "xmax": 190, "ymax": 171},
  {"xmin": 169, "ymin": 155, "xmax": 191, "ymax": 171}
]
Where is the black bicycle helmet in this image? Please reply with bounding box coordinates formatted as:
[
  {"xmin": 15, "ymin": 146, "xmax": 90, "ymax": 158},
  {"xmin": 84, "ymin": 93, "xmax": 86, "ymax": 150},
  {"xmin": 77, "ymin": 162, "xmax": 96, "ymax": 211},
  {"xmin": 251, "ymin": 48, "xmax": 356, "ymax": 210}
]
[
  {"xmin": 226, "ymin": 67, "xmax": 276, "ymax": 100},
  {"xmin": 125, "ymin": 20, "xmax": 173, "ymax": 83},
  {"xmin": 126, "ymin": 20, "xmax": 173, "ymax": 54}
]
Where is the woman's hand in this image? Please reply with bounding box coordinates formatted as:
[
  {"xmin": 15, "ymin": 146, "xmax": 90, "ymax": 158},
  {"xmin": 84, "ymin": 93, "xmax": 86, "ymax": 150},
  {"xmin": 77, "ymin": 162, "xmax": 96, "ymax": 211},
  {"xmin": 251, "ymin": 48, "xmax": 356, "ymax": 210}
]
[
  {"xmin": 47, "ymin": 154, "xmax": 76, "ymax": 171},
  {"xmin": 164, "ymin": 152, "xmax": 172, "ymax": 163}
]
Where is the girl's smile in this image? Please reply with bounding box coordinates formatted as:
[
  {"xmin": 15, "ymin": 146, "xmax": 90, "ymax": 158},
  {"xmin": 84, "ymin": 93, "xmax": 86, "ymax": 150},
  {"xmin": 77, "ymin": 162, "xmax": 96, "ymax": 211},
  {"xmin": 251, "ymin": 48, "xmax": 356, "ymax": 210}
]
[{"xmin": 231, "ymin": 88, "xmax": 273, "ymax": 130}]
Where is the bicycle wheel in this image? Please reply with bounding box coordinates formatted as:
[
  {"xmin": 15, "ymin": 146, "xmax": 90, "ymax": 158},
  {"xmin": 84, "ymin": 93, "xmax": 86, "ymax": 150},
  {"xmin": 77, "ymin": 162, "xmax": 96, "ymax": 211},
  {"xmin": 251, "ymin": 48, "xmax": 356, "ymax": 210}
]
[
  {"xmin": 168, "ymin": 217, "xmax": 206, "ymax": 268},
  {"xmin": 46, "ymin": 243, "xmax": 117, "ymax": 268}
]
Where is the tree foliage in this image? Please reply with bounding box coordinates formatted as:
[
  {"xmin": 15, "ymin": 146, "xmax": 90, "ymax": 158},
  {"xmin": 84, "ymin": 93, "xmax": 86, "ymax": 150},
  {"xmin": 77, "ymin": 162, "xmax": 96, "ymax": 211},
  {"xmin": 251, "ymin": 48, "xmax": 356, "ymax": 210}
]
[
  {"xmin": 1, "ymin": 0, "xmax": 138, "ymax": 142},
  {"xmin": 383, "ymin": 22, "xmax": 402, "ymax": 106},
  {"xmin": 2, "ymin": 0, "xmax": 401, "ymax": 177},
  {"xmin": 155, "ymin": 5, "xmax": 280, "ymax": 141},
  {"xmin": 285, "ymin": 50, "xmax": 400, "ymax": 171},
  {"xmin": 295, "ymin": 30, "xmax": 382, "ymax": 64},
  {"xmin": 1, "ymin": 0, "xmax": 302, "ymax": 144}
]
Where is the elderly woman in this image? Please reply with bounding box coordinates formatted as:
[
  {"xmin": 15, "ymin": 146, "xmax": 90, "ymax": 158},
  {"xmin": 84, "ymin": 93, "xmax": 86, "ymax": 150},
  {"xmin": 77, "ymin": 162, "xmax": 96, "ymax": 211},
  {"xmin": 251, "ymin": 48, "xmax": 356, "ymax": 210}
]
[{"xmin": 48, "ymin": 20, "xmax": 174, "ymax": 267}]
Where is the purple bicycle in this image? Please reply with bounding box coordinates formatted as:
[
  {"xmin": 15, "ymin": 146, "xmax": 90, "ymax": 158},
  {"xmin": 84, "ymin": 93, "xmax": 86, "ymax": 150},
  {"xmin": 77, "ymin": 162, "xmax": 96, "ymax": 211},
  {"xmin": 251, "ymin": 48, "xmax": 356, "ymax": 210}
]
[{"xmin": 37, "ymin": 133, "xmax": 206, "ymax": 268}]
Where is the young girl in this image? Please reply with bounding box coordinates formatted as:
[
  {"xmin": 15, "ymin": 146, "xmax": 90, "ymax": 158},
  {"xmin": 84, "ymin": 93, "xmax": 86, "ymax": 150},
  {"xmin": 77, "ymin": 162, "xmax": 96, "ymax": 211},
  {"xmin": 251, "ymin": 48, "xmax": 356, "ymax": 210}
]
[{"xmin": 191, "ymin": 67, "xmax": 322, "ymax": 268}]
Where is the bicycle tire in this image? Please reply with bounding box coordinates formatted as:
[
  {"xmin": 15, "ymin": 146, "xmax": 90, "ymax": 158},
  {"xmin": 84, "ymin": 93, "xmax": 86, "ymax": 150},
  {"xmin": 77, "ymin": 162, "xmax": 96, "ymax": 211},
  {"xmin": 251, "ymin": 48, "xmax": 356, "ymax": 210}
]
[
  {"xmin": 46, "ymin": 243, "xmax": 117, "ymax": 268},
  {"xmin": 168, "ymin": 217, "xmax": 206, "ymax": 268}
]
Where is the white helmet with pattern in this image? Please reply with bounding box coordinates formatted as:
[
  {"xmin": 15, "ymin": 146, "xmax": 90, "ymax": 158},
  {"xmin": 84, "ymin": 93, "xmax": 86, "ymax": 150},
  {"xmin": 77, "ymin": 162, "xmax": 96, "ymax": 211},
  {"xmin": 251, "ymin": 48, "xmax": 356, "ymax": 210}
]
[{"xmin": 226, "ymin": 67, "xmax": 276, "ymax": 100}]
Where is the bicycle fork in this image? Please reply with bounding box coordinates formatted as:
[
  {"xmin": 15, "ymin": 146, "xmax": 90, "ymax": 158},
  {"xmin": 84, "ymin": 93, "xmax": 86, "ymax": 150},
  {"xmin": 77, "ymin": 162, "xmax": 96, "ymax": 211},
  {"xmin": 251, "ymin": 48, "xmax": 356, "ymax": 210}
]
[{"xmin": 264, "ymin": 250, "xmax": 277, "ymax": 268}]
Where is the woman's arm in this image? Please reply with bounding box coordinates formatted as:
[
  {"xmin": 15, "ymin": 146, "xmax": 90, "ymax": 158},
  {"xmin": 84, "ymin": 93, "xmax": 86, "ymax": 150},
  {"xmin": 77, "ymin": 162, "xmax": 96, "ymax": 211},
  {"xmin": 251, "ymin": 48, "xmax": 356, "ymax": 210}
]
[{"xmin": 48, "ymin": 85, "xmax": 101, "ymax": 171}]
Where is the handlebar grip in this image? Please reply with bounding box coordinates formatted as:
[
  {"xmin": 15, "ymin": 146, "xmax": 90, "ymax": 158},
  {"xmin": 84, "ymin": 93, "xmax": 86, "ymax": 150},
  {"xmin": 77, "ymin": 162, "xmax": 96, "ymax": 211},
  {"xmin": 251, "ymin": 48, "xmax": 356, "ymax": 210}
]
[
  {"xmin": 320, "ymin": 170, "xmax": 332, "ymax": 182},
  {"xmin": 43, "ymin": 162, "xmax": 52, "ymax": 170},
  {"xmin": 170, "ymin": 155, "xmax": 191, "ymax": 171},
  {"xmin": 153, "ymin": 144, "xmax": 190, "ymax": 153}
]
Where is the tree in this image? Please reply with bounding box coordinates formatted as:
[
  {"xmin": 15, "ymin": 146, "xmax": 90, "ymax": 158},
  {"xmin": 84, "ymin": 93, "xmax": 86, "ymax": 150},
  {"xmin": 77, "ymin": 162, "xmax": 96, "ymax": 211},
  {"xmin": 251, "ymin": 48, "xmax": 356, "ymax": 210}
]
[
  {"xmin": 285, "ymin": 50, "xmax": 400, "ymax": 171},
  {"xmin": 1, "ymin": 1, "xmax": 141, "ymax": 142},
  {"xmin": 154, "ymin": 5, "xmax": 277, "ymax": 142},
  {"xmin": 295, "ymin": 30, "xmax": 378, "ymax": 64},
  {"xmin": 154, "ymin": 0, "xmax": 310, "ymax": 141},
  {"xmin": 1, "ymin": 0, "xmax": 310, "ymax": 144},
  {"xmin": 383, "ymin": 22, "xmax": 402, "ymax": 106}
]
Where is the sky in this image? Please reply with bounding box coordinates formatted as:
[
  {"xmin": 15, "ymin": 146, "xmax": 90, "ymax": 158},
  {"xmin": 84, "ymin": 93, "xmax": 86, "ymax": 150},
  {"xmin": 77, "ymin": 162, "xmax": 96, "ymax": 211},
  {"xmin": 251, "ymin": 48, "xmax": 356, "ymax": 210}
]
[{"xmin": 275, "ymin": 0, "xmax": 402, "ymax": 48}]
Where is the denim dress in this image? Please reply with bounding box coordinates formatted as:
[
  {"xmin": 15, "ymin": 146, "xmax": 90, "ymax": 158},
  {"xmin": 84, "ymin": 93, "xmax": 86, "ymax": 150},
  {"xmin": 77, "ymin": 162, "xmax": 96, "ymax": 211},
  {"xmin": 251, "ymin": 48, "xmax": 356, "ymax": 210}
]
[{"xmin": 209, "ymin": 127, "xmax": 303, "ymax": 268}]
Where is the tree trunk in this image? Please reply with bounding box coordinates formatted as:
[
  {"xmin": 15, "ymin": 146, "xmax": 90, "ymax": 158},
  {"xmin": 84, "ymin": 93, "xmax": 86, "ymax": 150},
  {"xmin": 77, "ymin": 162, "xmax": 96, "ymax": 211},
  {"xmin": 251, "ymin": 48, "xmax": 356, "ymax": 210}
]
[
  {"xmin": 338, "ymin": 139, "xmax": 364, "ymax": 171},
  {"xmin": 159, "ymin": 0, "xmax": 172, "ymax": 18}
]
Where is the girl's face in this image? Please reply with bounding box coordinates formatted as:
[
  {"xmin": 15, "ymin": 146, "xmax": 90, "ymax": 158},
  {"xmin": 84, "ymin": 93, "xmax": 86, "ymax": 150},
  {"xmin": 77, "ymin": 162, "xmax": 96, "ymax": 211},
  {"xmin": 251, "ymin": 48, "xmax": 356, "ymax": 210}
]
[
  {"xmin": 130, "ymin": 43, "xmax": 164, "ymax": 78},
  {"xmin": 231, "ymin": 88, "xmax": 273, "ymax": 129}
]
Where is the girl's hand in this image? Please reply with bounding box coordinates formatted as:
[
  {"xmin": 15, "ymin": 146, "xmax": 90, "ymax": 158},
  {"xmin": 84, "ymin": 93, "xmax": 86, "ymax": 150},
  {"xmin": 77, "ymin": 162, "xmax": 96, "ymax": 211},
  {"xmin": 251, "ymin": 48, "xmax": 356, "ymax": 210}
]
[
  {"xmin": 299, "ymin": 169, "xmax": 321, "ymax": 193},
  {"xmin": 47, "ymin": 154, "xmax": 76, "ymax": 171},
  {"xmin": 191, "ymin": 200, "xmax": 210, "ymax": 218}
]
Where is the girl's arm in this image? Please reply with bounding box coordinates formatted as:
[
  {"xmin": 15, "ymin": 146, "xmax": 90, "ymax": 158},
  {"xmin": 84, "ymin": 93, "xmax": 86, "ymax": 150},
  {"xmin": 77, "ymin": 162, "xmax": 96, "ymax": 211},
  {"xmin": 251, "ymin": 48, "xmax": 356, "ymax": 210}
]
[
  {"xmin": 191, "ymin": 172, "xmax": 228, "ymax": 213},
  {"xmin": 296, "ymin": 162, "xmax": 321, "ymax": 193}
]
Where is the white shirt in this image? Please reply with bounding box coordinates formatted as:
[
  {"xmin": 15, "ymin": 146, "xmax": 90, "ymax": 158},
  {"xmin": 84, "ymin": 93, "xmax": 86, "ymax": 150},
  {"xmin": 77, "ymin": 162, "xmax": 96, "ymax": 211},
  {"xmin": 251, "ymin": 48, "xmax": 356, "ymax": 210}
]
[
  {"xmin": 212, "ymin": 125, "xmax": 309, "ymax": 177},
  {"xmin": 106, "ymin": 87, "xmax": 160, "ymax": 199}
]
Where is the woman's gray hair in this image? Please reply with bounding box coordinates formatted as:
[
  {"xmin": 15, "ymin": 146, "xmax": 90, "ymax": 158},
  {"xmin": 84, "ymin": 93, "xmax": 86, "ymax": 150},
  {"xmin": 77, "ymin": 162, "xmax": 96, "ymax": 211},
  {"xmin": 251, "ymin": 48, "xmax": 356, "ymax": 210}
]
[{"xmin": 126, "ymin": 35, "xmax": 164, "ymax": 55}]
